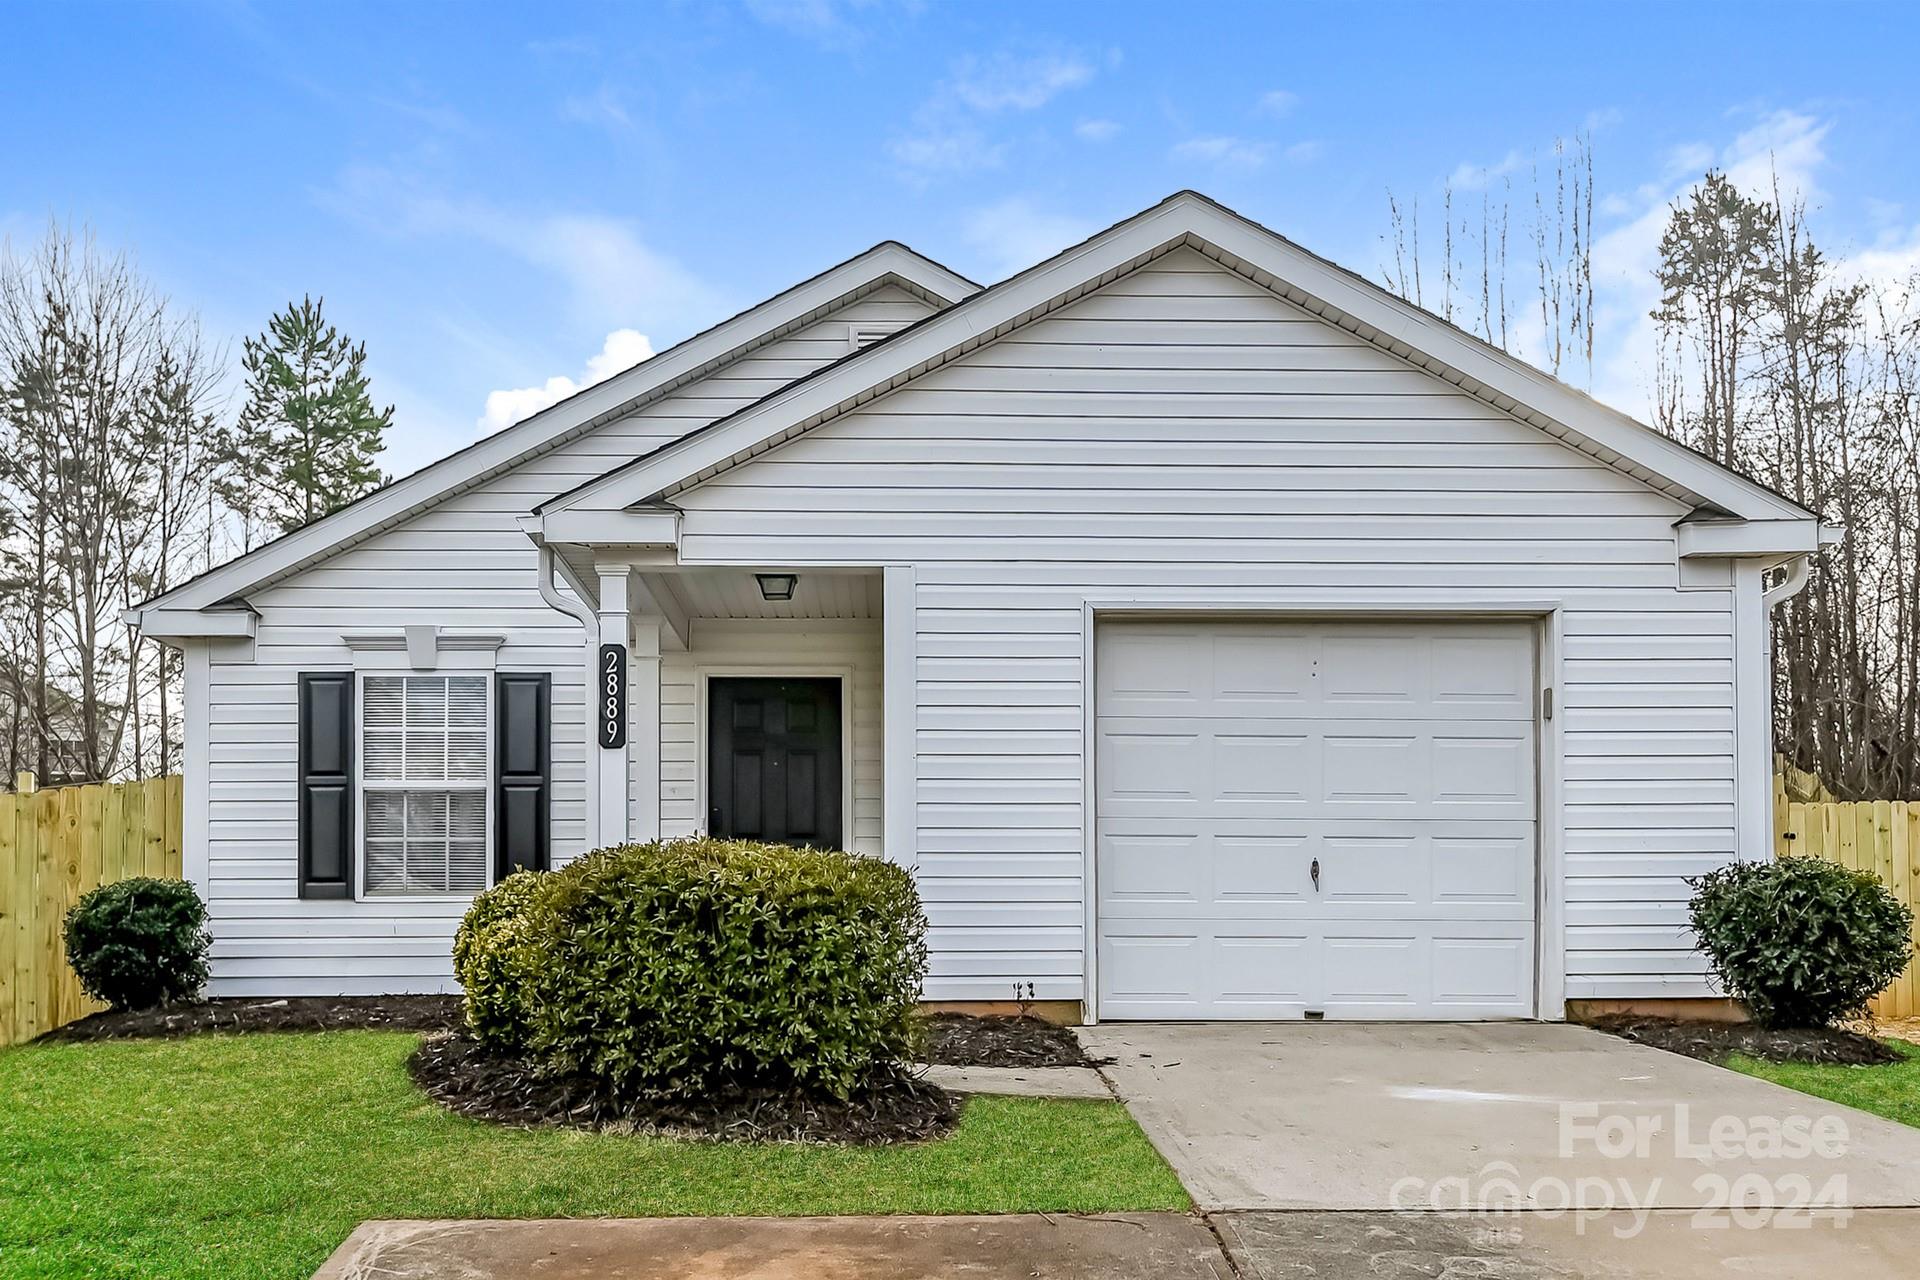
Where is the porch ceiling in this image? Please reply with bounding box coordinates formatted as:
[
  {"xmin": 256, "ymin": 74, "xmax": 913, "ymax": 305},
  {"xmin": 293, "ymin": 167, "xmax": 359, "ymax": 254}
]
[{"xmin": 659, "ymin": 569, "xmax": 881, "ymax": 620}]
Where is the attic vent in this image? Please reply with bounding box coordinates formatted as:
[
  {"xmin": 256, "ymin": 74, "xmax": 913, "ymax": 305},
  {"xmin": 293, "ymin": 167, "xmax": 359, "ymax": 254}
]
[{"xmin": 848, "ymin": 322, "xmax": 903, "ymax": 351}]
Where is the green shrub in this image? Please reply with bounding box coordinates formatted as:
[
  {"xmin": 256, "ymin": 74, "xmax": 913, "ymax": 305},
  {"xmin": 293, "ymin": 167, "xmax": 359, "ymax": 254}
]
[
  {"xmin": 63, "ymin": 877, "xmax": 211, "ymax": 1011},
  {"xmin": 453, "ymin": 870, "xmax": 547, "ymax": 1048},
  {"xmin": 1689, "ymin": 856, "xmax": 1913, "ymax": 1028},
  {"xmin": 497, "ymin": 838, "xmax": 927, "ymax": 1100}
]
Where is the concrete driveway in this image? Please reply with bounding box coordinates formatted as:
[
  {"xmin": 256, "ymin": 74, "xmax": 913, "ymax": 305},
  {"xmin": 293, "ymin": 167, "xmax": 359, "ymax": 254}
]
[{"xmin": 1076, "ymin": 1022, "xmax": 1920, "ymax": 1213}]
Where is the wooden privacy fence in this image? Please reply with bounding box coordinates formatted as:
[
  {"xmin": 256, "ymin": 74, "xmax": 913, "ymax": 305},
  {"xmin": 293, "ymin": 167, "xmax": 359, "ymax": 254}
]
[
  {"xmin": 1, "ymin": 773, "xmax": 183, "ymax": 1047},
  {"xmin": 1775, "ymin": 793, "xmax": 1920, "ymax": 1019}
]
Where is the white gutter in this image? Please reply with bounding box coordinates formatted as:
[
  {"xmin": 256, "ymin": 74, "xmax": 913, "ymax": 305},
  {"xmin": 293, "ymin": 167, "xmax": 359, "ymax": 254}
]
[
  {"xmin": 1763, "ymin": 555, "xmax": 1813, "ymax": 608},
  {"xmin": 536, "ymin": 544, "xmax": 603, "ymax": 848},
  {"xmin": 1763, "ymin": 524, "xmax": 1842, "ymax": 609}
]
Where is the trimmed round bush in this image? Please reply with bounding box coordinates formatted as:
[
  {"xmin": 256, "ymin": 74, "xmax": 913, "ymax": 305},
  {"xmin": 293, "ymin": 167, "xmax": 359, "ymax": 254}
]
[
  {"xmin": 1689, "ymin": 856, "xmax": 1913, "ymax": 1028},
  {"xmin": 63, "ymin": 877, "xmax": 211, "ymax": 1011},
  {"xmin": 457, "ymin": 838, "xmax": 927, "ymax": 1100},
  {"xmin": 452, "ymin": 870, "xmax": 545, "ymax": 1048}
]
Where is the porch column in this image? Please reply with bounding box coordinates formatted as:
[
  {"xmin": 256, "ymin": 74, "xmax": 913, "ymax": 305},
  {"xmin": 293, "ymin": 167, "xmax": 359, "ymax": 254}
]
[
  {"xmin": 595, "ymin": 563, "xmax": 632, "ymax": 847},
  {"xmin": 882, "ymin": 565, "xmax": 918, "ymax": 869},
  {"xmin": 629, "ymin": 620, "xmax": 662, "ymax": 842}
]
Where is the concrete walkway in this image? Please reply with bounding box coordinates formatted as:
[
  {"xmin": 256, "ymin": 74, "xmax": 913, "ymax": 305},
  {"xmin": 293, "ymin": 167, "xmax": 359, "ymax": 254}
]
[
  {"xmin": 1215, "ymin": 1208, "xmax": 1920, "ymax": 1278},
  {"xmin": 314, "ymin": 1209, "xmax": 1920, "ymax": 1279},
  {"xmin": 313, "ymin": 1215, "xmax": 1230, "ymax": 1280},
  {"xmin": 1077, "ymin": 1021, "xmax": 1920, "ymax": 1212},
  {"xmin": 917, "ymin": 1063, "xmax": 1110, "ymax": 1098}
]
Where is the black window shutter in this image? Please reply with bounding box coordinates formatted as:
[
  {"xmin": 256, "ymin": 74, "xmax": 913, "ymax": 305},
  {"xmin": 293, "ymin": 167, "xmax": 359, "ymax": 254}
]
[
  {"xmin": 298, "ymin": 672, "xmax": 354, "ymax": 900},
  {"xmin": 496, "ymin": 672, "xmax": 551, "ymax": 875}
]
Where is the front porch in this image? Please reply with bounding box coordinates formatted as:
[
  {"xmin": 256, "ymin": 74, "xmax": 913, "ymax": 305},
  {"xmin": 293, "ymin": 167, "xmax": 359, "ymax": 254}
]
[{"xmin": 554, "ymin": 560, "xmax": 914, "ymax": 864}]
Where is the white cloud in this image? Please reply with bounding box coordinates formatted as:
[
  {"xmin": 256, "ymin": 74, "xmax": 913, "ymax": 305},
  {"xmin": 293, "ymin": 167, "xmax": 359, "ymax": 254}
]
[
  {"xmin": 322, "ymin": 167, "xmax": 726, "ymax": 336},
  {"xmin": 479, "ymin": 328, "xmax": 655, "ymax": 434},
  {"xmin": 1284, "ymin": 140, "xmax": 1324, "ymax": 164},
  {"xmin": 745, "ymin": 0, "xmax": 882, "ymax": 43},
  {"xmin": 889, "ymin": 127, "xmax": 1005, "ymax": 176},
  {"xmin": 1075, "ymin": 117, "xmax": 1120, "ymax": 142},
  {"xmin": 1448, "ymin": 148, "xmax": 1528, "ymax": 191},
  {"xmin": 1171, "ymin": 135, "xmax": 1272, "ymax": 171},
  {"xmin": 961, "ymin": 197, "xmax": 1097, "ymax": 280},
  {"xmin": 1256, "ymin": 89, "xmax": 1298, "ymax": 117},
  {"xmin": 949, "ymin": 52, "xmax": 1093, "ymax": 113},
  {"xmin": 891, "ymin": 48, "xmax": 1100, "ymax": 181},
  {"xmin": 561, "ymin": 85, "xmax": 632, "ymax": 131}
]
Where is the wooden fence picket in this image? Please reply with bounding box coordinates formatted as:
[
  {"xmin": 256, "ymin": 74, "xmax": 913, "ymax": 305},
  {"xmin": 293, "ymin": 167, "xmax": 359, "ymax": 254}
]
[
  {"xmin": 0, "ymin": 774, "xmax": 184, "ymax": 1046},
  {"xmin": 1778, "ymin": 794, "xmax": 1920, "ymax": 1019}
]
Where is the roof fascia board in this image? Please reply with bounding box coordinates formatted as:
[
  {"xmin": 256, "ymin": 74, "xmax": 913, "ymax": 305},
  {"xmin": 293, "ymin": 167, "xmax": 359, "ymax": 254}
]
[
  {"xmin": 127, "ymin": 607, "xmax": 258, "ymax": 641},
  {"xmin": 554, "ymin": 193, "xmax": 1813, "ymax": 527},
  {"xmin": 533, "ymin": 507, "xmax": 682, "ymax": 547},
  {"xmin": 1675, "ymin": 517, "xmax": 1828, "ymax": 558},
  {"xmin": 144, "ymin": 244, "xmax": 976, "ymax": 614}
]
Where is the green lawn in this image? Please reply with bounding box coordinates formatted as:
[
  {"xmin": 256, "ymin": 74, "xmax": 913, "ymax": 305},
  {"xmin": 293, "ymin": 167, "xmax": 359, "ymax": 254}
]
[
  {"xmin": 0, "ymin": 1031, "xmax": 1186, "ymax": 1280},
  {"xmin": 1726, "ymin": 1038, "xmax": 1920, "ymax": 1129}
]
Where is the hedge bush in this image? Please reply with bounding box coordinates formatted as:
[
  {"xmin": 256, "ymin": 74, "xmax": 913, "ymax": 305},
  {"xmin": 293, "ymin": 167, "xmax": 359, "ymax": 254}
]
[
  {"xmin": 454, "ymin": 838, "xmax": 928, "ymax": 1100},
  {"xmin": 452, "ymin": 870, "xmax": 545, "ymax": 1048},
  {"xmin": 63, "ymin": 877, "xmax": 211, "ymax": 1011},
  {"xmin": 1689, "ymin": 856, "xmax": 1913, "ymax": 1028}
]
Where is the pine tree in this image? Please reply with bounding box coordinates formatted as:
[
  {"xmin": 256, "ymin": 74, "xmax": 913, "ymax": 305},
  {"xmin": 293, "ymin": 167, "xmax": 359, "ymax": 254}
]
[{"xmin": 234, "ymin": 296, "xmax": 391, "ymax": 533}]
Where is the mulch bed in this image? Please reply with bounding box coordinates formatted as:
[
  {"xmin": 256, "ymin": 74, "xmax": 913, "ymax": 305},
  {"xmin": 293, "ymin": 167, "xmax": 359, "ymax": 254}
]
[
  {"xmin": 917, "ymin": 1014, "xmax": 1093, "ymax": 1068},
  {"xmin": 46, "ymin": 995, "xmax": 463, "ymax": 1042},
  {"xmin": 1589, "ymin": 1014, "xmax": 1902, "ymax": 1066},
  {"xmin": 409, "ymin": 1033, "xmax": 961, "ymax": 1144}
]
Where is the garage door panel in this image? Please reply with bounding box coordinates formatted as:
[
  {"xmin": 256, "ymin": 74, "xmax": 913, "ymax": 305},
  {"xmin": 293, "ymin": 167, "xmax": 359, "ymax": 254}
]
[
  {"xmin": 1431, "ymin": 734, "xmax": 1533, "ymax": 808},
  {"xmin": 1216, "ymin": 934, "xmax": 1317, "ymax": 1006},
  {"xmin": 1318, "ymin": 834, "xmax": 1424, "ymax": 904},
  {"xmin": 1097, "ymin": 921, "xmax": 1534, "ymax": 1020},
  {"xmin": 1213, "ymin": 732, "xmax": 1315, "ymax": 800},
  {"xmin": 1433, "ymin": 833, "xmax": 1535, "ymax": 905},
  {"xmin": 1215, "ymin": 834, "xmax": 1311, "ymax": 904},
  {"xmin": 1099, "ymin": 716, "xmax": 1531, "ymax": 819},
  {"xmin": 1213, "ymin": 630, "xmax": 1316, "ymax": 706},
  {"xmin": 1098, "ymin": 822, "xmax": 1533, "ymax": 920},
  {"xmin": 1101, "ymin": 728, "xmax": 1207, "ymax": 802},
  {"xmin": 1101, "ymin": 832, "xmax": 1204, "ymax": 905},
  {"xmin": 1096, "ymin": 619, "xmax": 1539, "ymax": 1020},
  {"xmin": 1322, "ymin": 733, "xmax": 1421, "ymax": 803},
  {"xmin": 1431, "ymin": 935, "xmax": 1536, "ymax": 1006}
]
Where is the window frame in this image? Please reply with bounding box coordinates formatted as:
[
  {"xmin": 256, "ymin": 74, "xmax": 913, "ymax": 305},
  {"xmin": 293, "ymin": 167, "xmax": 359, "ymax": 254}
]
[{"xmin": 353, "ymin": 670, "xmax": 495, "ymax": 901}]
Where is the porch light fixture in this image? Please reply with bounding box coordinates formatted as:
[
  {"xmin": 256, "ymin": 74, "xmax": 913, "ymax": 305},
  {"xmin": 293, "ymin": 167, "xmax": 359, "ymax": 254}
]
[{"xmin": 755, "ymin": 572, "xmax": 799, "ymax": 602}]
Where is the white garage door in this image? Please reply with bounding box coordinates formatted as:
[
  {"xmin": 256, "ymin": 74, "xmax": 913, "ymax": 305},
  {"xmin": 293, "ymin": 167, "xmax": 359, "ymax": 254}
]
[{"xmin": 1095, "ymin": 619, "xmax": 1538, "ymax": 1020}]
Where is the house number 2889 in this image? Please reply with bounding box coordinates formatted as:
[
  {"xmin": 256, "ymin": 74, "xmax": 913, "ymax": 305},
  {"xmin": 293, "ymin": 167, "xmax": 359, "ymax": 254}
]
[{"xmin": 597, "ymin": 643, "xmax": 627, "ymax": 749}]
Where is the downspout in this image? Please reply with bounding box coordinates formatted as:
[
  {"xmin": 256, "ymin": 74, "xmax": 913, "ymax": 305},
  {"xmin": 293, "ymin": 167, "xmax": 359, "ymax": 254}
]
[
  {"xmin": 1762, "ymin": 554, "xmax": 1812, "ymax": 608},
  {"xmin": 536, "ymin": 543, "xmax": 602, "ymax": 848}
]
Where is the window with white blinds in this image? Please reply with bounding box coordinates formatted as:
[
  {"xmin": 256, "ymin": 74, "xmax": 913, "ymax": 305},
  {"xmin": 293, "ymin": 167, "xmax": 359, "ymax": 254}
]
[{"xmin": 361, "ymin": 674, "xmax": 490, "ymax": 895}]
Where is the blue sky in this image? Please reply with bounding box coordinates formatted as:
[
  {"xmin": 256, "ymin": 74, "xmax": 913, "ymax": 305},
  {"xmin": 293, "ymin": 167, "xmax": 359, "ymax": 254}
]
[{"xmin": 6, "ymin": 1, "xmax": 1918, "ymax": 477}]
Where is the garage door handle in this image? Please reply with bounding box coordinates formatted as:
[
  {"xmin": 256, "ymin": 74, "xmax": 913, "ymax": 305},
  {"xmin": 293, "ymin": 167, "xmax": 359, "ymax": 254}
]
[{"xmin": 1310, "ymin": 858, "xmax": 1320, "ymax": 891}]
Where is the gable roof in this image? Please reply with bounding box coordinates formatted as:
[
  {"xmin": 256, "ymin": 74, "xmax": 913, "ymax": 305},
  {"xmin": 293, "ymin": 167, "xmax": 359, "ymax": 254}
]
[
  {"xmin": 539, "ymin": 191, "xmax": 1817, "ymax": 536},
  {"xmin": 134, "ymin": 242, "xmax": 978, "ymax": 619}
]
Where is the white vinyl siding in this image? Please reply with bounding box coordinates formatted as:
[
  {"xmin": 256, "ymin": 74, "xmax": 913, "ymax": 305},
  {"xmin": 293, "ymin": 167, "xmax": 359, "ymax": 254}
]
[
  {"xmin": 672, "ymin": 247, "xmax": 1737, "ymax": 1006},
  {"xmin": 361, "ymin": 674, "xmax": 490, "ymax": 896},
  {"xmin": 197, "ymin": 288, "xmax": 937, "ymax": 995}
]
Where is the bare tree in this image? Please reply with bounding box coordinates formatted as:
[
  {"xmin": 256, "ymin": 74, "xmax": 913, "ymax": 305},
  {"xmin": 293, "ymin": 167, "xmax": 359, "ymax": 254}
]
[
  {"xmin": 1381, "ymin": 133, "xmax": 1592, "ymax": 382},
  {"xmin": 0, "ymin": 225, "xmax": 223, "ymax": 782},
  {"xmin": 1652, "ymin": 170, "xmax": 1920, "ymax": 798}
]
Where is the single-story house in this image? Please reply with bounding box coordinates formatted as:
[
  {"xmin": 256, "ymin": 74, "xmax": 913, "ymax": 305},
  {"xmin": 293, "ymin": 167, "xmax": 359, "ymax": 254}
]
[{"xmin": 132, "ymin": 191, "xmax": 1833, "ymax": 1022}]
